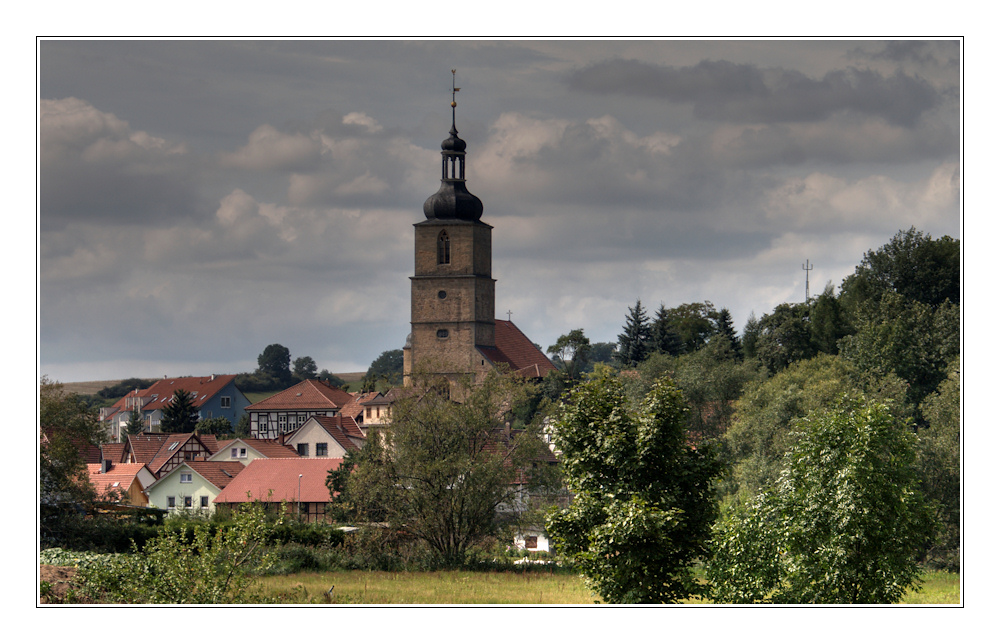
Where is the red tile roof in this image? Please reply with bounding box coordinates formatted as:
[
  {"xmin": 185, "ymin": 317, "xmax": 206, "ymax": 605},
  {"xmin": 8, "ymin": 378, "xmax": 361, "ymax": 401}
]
[
  {"xmin": 213, "ymin": 458, "xmax": 344, "ymax": 504},
  {"xmin": 290, "ymin": 416, "xmax": 364, "ymax": 452},
  {"xmin": 115, "ymin": 375, "xmax": 238, "ymax": 411},
  {"xmin": 214, "ymin": 438, "xmax": 299, "ymax": 459},
  {"xmin": 125, "ymin": 433, "xmax": 212, "ymax": 475},
  {"xmin": 245, "ymin": 379, "xmax": 355, "ymax": 412},
  {"xmin": 184, "ymin": 461, "xmax": 245, "ymax": 490},
  {"xmin": 340, "ymin": 391, "xmax": 380, "ymax": 422},
  {"xmin": 478, "ymin": 320, "xmax": 556, "ymax": 378},
  {"xmin": 101, "ymin": 442, "xmax": 126, "ymax": 464},
  {"xmin": 87, "ymin": 463, "xmax": 150, "ymax": 498}
]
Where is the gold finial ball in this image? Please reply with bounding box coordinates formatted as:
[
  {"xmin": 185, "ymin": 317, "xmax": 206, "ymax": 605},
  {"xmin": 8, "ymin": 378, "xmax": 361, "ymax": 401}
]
[{"xmin": 451, "ymin": 101, "xmax": 457, "ymax": 108}]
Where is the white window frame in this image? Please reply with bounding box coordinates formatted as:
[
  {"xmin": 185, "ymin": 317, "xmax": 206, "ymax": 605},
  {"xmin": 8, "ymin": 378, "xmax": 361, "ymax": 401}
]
[
  {"xmin": 180, "ymin": 472, "xmax": 193, "ymax": 484},
  {"xmin": 220, "ymin": 396, "xmax": 231, "ymax": 409}
]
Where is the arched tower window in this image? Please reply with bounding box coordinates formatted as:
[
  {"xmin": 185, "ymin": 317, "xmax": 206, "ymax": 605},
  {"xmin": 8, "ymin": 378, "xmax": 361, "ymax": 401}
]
[{"xmin": 437, "ymin": 230, "xmax": 450, "ymax": 265}]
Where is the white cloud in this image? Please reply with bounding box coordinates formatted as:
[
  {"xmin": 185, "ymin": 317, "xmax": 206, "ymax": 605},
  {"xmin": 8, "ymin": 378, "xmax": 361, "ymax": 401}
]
[
  {"xmin": 342, "ymin": 112, "xmax": 383, "ymax": 133},
  {"xmin": 221, "ymin": 124, "xmax": 321, "ymax": 171}
]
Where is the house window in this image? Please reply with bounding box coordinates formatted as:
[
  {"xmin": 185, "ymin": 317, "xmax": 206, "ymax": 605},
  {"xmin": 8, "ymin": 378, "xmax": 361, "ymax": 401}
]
[
  {"xmin": 525, "ymin": 536, "xmax": 538, "ymax": 549},
  {"xmin": 298, "ymin": 414, "xmax": 307, "ymax": 425},
  {"xmin": 239, "ymin": 448, "xmax": 247, "ymax": 458},
  {"xmin": 259, "ymin": 418, "xmax": 269, "ymax": 431},
  {"xmin": 365, "ymin": 408, "xmax": 372, "ymax": 419},
  {"xmin": 279, "ymin": 416, "xmax": 288, "ymax": 432},
  {"xmin": 316, "ymin": 443, "xmax": 328, "ymax": 457},
  {"xmin": 437, "ymin": 230, "xmax": 450, "ymax": 264},
  {"xmin": 184, "ymin": 496, "xmax": 193, "ymax": 508},
  {"xmin": 297, "ymin": 443, "xmax": 309, "ymax": 457},
  {"xmin": 231, "ymin": 448, "xmax": 238, "ymax": 458},
  {"xmin": 167, "ymin": 496, "xmax": 176, "ymax": 508},
  {"xmin": 221, "ymin": 396, "xmax": 231, "ymax": 409},
  {"xmin": 200, "ymin": 496, "xmax": 209, "ymax": 509},
  {"xmin": 180, "ymin": 473, "xmax": 192, "ymax": 483}
]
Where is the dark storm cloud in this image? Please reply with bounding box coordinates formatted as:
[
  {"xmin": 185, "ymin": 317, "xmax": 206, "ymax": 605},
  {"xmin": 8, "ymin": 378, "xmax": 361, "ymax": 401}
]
[{"xmin": 568, "ymin": 59, "xmax": 940, "ymax": 127}]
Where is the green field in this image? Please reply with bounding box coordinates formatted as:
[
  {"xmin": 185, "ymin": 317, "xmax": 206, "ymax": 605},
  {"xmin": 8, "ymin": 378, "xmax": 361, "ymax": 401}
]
[{"xmin": 260, "ymin": 569, "xmax": 960, "ymax": 605}]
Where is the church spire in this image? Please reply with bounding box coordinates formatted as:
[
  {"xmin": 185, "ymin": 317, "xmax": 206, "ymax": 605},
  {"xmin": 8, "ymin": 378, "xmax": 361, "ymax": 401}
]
[{"xmin": 423, "ymin": 69, "xmax": 484, "ymax": 221}]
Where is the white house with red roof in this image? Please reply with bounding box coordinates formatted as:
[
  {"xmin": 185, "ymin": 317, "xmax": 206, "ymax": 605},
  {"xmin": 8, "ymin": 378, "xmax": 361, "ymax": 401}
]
[
  {"xmin": 100, "ymin": 375, "xmax": 250, "ymax": 440},
  {"xmin": 282, "ymin": 415, "xmax": 364, "ymax": 458},
  {"xmin": 207, "ymin": 437, "xmax": 299, "ymax": 464},
  {"xmin": 245, "ymin": 379, "xmax": 355, "ymax": 440},
  {"xmin": 144, "ymin": 460, "xmax": 245, "ymax": 515}
]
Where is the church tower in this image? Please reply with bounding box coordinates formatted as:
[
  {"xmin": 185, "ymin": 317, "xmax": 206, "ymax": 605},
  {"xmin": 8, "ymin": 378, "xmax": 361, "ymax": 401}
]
[{"xmin": 403, "ymin": 72, "xmax": 495, "ymax": 388}]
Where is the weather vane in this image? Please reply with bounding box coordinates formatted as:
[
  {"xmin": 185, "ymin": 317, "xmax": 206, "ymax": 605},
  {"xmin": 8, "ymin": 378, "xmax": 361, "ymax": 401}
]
[{"xmin": 450, "ymin": 69, "xmax": 461, "ymax": 129}]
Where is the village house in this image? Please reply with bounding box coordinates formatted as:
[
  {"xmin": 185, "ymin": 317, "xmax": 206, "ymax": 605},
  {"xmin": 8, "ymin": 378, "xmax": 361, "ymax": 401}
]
[
  {"xmin": 100, "ymin": 375, "xmax": 250, "ymax": 441},
  {"xmin": 144, "ymin": 460, "xmax": 245, "ymax": 515},
  {"xmin": 114, "ymin": 432, "xmax": 217, "ymax": 480},
  {"xmin": 245, "ymin": 379, "xmax": 355, "ymax": 440},
  {"xmin": 213, "ymin": 457, "xmax": 344, "ymax": 523},
  {"xmin": 86, "ymin": 463, "xmax": 156, "ymax": 506},
  {"xmin": 282, "ymin": 415, "xmax": 364, "ymax": 458},
  {"xmin": 207, "ymin": 437, "xmax": 299, "ymax": 464}
]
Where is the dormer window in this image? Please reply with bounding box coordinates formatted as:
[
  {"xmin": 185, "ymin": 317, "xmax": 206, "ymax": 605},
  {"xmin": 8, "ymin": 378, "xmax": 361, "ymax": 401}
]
[{"xmin": 438, "ymin": 230, "xmax": 450, "ymax": 265}]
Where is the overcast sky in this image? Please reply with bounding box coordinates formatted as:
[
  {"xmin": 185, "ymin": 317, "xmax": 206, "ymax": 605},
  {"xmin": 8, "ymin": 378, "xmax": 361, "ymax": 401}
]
[{"xmin": 38, "ymin": 40, "xmax": 961, "ymax": 383}]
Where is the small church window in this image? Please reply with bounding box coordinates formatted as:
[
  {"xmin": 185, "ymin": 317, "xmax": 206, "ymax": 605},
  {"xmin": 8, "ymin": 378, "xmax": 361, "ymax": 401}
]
[
  {"xmin": 438, "ymin": 231, "xmax": 450, "ymax": 265},
  {"xmin": 438, "ymin": 290, "xmax": 447, "ymax": 299},
  {"xmin": 437, "ymin": 329, "xmax": 449, "ymax": 338}
]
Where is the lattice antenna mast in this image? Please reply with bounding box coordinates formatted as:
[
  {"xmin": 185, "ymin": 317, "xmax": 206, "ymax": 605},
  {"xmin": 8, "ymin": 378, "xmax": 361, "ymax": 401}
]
[{"xmin": 802, "ymin": 259, "xmax": 814, "ymax": 302}]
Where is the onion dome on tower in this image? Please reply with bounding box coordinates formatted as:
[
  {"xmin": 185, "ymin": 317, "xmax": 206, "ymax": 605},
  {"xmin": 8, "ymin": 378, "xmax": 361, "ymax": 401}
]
[{"xmin": 423, "ymin": 70, "xmax": 484, "ymax": 221}]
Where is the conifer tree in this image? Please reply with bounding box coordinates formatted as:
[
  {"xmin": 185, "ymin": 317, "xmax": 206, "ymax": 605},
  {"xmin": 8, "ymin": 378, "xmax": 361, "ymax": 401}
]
[
  {"xmin": 616, "ymin": 299, "xmax": 651, "ymax": 367},
  {"xmin": 160, "ymin": 389, "xmax": 199, "ymax": 433},
  {"xmin": 713, "ymin": 307, "xmax": 742, "ymax": 360},
  {"xmin": 649, "ymin": 304, "xmax": 683, "ymax": 356}
]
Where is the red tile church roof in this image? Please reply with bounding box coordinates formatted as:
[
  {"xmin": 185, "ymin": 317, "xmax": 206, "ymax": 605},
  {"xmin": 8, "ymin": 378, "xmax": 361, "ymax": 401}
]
[{"xmin": 478, "ymin": 320, "xmax": 556, "ymax": 378}]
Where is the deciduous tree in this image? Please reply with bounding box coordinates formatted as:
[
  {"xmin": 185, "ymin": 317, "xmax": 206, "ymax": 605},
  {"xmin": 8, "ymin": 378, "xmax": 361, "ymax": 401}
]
[
  {"xmin": 344, "ymin": 369, "xmax": 551, "ymax": 564},
  {"xmin": 710, "ymin": 395, "xmax": 934, "ymax": 604},
  {"xmin": 546, "ymin": 369, "xmax": 723, "ymax": 603},
  {"xmin": 547, "ymin": 329, "xmax": 591, "ymax": 382},
  {"xmin": 292, "ymin": 356, "xmax": 318, "ymax": 380},
  {"xmin": 257, "ymin": 343, "xmax": 292, "ymax": 383}
]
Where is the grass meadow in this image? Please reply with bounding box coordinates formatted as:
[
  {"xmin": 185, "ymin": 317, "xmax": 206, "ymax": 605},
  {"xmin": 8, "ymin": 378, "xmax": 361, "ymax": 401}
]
[{"xmin": 260, "ymin": 568, "xmax": 960, "ymax": 605}]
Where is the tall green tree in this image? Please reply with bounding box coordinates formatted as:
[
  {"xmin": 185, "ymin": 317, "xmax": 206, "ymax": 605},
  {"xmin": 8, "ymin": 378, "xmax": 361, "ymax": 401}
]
[
  {"xmin": 257, "ymin": 343, "xmax": 292, "ymax": 383},
  {"xmin": 713, "ymin": 307, "xmax": 742, "ymax": 360},
  {"xmin": 125, "ymin": 408, "xmax": 145, "ymax": 435},
  {"xmin": 292, "ymin": 355, "xmax": 318, "ymax": 380},
  {"xmin": 840, "ymin": 227, "xmax": 960, "ymax": 313},
  {"xmin": 710, "ymin": 395, "xmax": 934, "ymax": 604},
  {"xmin": 546, "ymin": 369, "xmax": 724, "ymax": 603},
  {"xmin": 649, "ymin": 304, "xmax": 683, "ymax": 356},
  {"xmin": 916, "ymin": 356, "xmax": 961, "ymax": 570},
  {"xmin": 40, "ymin": 377, "xmax": 103, "ymax": 506},
  {"xmin": 616, "ymin": 299, "xmax": 651, "ymax": 367},
  {"xmin": 364, "ymin": 349, "xmax": 404, "ymax": 390},
  {"xmin": 740, "ymin": 312, "xmax": 763, "ymax": 361},
  {"xmin": 344, "ymin": 369, "xmax": 550, "ymax": 564},
  {"xmin": 838, "ymin": 292, "xmax": 959, "ymax": 410},
  {"xmin": 547, "ymin": 329, "xmax": 592, "ymax": 382},
  {"xmin": 754, "ymin": 302, "xmax": 815, "ymax": 374},
  {"xmin": 665, "ymin": 301, "xmax": 718, "ymax": 354},
  {"xmin": 809, "ymin": 283, "xmax": 852, "ymax": 355},
  {"xmin": 160, "ymin": 389, "xmax": 199, "ymax": 433},
  {"xmin": 722, "ymin": 354, "xmax": 908, "ymax": 499}
]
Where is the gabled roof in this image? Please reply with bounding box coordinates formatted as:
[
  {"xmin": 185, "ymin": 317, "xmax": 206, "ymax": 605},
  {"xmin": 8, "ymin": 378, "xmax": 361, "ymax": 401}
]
[
  {"xmin": 213, "ymin": 437, "xmax": 299, "ymax": 459},
  {"xmin": 478, "ymin": 320, "xmax": 556, "ymax": 378},
  {"xmin": 41, "ymin": 427, "xmax": 103, "ymax": 464},
  {"xmin": 213, "ymin": 458, "xmax": 344, "ymax": 504},
  {"xmin": 286, "ymin": 416, "xmax": 364, "ymax": 453},
  {"xmin": 101, "ymin": 442, "xmax": 127, "ymax": 464},
  {"xmin": 184, "ymin": 461, "xmax": 246, "ymax": 490},
  {"xmin": 87, "ymin": 463, "xmax": 152, "ymax": 498},
  {"xmin": 339, "ymin": 391, "xmax": 381, "ymax": 421},
  {"xmin": 113, "ymin": 375, "xmax": 238, "ymax": 412},
  {"xmin": 245, "ymin": 379, "xmax": 355, "ymax": 412},
  {"xmin": 125, "ymin": 432, "xmax": 211, "ymax": 476},
  {"xmin": 198, "ymin": 434, "xmax": 220, "ymax": 454}
]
